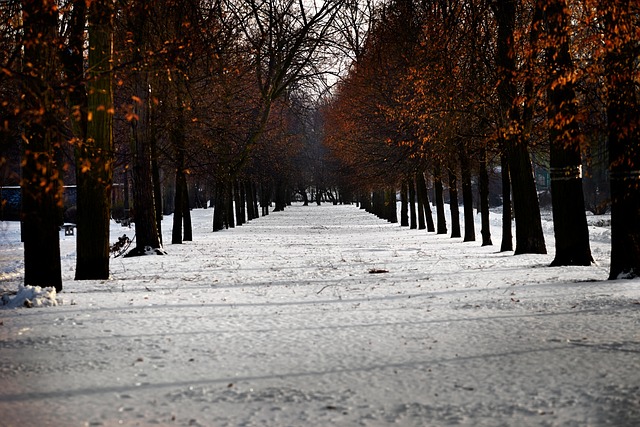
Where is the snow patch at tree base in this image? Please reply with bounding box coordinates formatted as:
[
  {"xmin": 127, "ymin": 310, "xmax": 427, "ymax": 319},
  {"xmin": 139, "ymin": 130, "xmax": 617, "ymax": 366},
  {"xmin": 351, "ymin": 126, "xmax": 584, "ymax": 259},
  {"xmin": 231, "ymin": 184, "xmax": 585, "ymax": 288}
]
[
  {"xmin": 123, "ymin": 246, "xmax": 167, "ymax": 258},
  {"xmin": 0, "ymin": 284, "xmax": 63, "ymax": 309}
]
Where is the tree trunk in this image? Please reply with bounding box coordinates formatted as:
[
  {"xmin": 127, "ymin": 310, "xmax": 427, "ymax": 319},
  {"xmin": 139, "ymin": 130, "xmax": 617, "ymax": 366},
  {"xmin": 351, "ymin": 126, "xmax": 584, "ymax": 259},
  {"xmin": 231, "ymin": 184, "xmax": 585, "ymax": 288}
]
[
  {"xmin": 509, "ymin": 144, "xmax": 546, "ymax": 254},
  {"xmin": 602, "ymin": 1, "xmax": 640, "ymax": 279},
  {"xmin": 479, "ymin": 146, "xmax": 492, "ymax": 246},
  {"xmin": 171, "ymin": 168, "xmax": 184, "ymax": 244},
  {"xmin": 74, "ymin": 0, "xmax": 113, "ymax": 279},
  {"xmin": 416, "ymin": 172, "xmax": 435, "ymax": 232},
  {"xmin": 372, "ymin": 190, "xmax": 384, "ymax": 219},
  {"xmin": 300, "ymin": 186, "xmax": 309, "ymax": 206},
  {"xmin": 226, "ymin": 181, "xmax": 235, "ymax": 228},
  {"xmin": 416, "ymin": 175, "xmax": 426, "ymax": 230},
  {"xmin": 434, "ymin": 168, "xmax": 447, "ymax": 234},
  {"xmin": 252, "ymin": 182, "xmax": 260, "ymax": 219},
  {"xmin": 236, "ymin": 181, "xmax": 245, "ymax": 226},
  {"xmin": 245, "ymin": 181, "xmax": 255, "ymax": 221},
  {"xmin": 400, "ymin": 181, "xmax": 409, "ymax": 227},
  {"xmin": 151, "ymin": 135, "xmax": 163, "ymax": 246},
  {"xmin": 448, "ymin": 169, "xmax": 461, "ymax": 238},
  {"xmin": 171, "ymin": 97, "xmax": 186, "ymax": 244},
  {"xmin": 274, "ymin": 181, "xmax": 286, "ymax": 211},
  {"xmin": 408, "ymin": 178, "xmax": 417, "ymax": 229},
  {"xmin": 20, "ymin": 0, "xmax": 63, "ymax": 291},
  {"xmin": 385, "ymin": 189, "xmax": 397, "ymax": 223},
  {"xmin": 130, "ymin": 75, "xmax": 161, "ymax": 253},
  {"xmin": 128, "ymin": 4, "xmax": 160, "ymax": 254},
  {"xmin": 361, "ymin": 192, "xmax": 371, "ymax": 212},
  {"xmin": 500, "ymin": 152, "xmax": 513, "ymax": 251},
  {"xmin": 123, "ymin": 168, "xmax": 130, "ymax": 218},
  {"xmin": 261, "ymin": 183, "xmax": 270, "ymax": 216},
  {"xmin": 460, "ymin": 150, "xmax": 475, "ymax": 242},
  {"xmin": 212, "ymin": 184, "xmax": 225, "ymax": 231},
  {"xmin": 545, "ymin": 0, "xmax": 592, "ymax": 266},
  {"xmin": 182, "ymin": 178, "xmax": 192, "ymax": 241}
]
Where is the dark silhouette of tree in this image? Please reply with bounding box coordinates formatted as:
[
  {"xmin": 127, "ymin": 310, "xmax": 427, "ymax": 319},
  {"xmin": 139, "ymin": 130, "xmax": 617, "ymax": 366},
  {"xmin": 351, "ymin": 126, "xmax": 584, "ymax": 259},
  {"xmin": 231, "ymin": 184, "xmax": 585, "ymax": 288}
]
[
  {"xmin": 19, "ymin": 0, "xmax": 63, "ymax": 291},
  {"xmin": 122, "ymin": 2, "xmax": 161, "ymax": 255},
  {"xmin": 538, "ymin": 0, "xmax": 593, "ymax": 266},
  {"xmin": 75, "ymin": 0, "xmax": 115, "ymax": 278},
  {"xmin": 448, "ymin": 168, "xmax": 461, "ymax": 238},
  {"xmin": 492, "ymin": 0, "xmax": 546, "ymax": 255},
  {"xmin": 600, "ymin": 0, "xmax": 640, "ymax": 279}
]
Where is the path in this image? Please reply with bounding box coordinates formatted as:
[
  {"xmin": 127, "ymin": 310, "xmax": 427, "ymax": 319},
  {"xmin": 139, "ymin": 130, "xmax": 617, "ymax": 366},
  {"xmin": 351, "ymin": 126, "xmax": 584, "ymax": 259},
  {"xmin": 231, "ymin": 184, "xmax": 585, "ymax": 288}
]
[{"xmin": 1, "ymin": 203, "xmax": 639, "ymax": 426}]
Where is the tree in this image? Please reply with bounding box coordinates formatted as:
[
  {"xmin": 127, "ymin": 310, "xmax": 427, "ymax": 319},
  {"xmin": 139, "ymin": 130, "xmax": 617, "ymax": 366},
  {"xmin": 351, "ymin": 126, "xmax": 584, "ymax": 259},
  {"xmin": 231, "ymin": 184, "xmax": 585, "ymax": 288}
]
[
  {"xmin": 448, "ymin": 168, "xmax": 461, "ymax": 238},
  {"xmin": 223, "ymin": 0, "xmax": 344, "ymax": 174},
  {"xmin": 459, "ymin": 149, "xmax": 475, "ymax": 242},
  {"xmin": 492, "ymin": 0, "xmax": 546, "ymax": 255},
  {"xmin": 20, "ymin": 0, "xmax": 63, "ymax": 291},
  {"xmin": 125, "ymin": 3, "xmax": 162, "ymax": 255},
  {"xmin": 478, "ymin": 145, "xmax": 492, "ymax": 246},
  {"xmin": 75, "ymin": 0, "xmax": 115, "ymax": 279},
  {"xmin": 541, "ymin": 0, "xmax": 592, "ymax": 266},
  {"xmin": 600, "ymin": 0, "xmax": 640, "ymax": 279},
  {"xmin": 171, "ymin": 98, "xmax": 188, "ymax": 244},
  {"xmin": 434, "ymin": 166, "xmax": 447, "ymax": 235}
]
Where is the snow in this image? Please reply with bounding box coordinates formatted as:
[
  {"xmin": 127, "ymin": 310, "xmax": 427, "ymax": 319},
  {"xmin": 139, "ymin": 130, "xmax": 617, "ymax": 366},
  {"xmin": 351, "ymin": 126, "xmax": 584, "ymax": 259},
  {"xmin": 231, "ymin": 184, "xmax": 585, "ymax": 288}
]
[
  {"xmin": 1, "ymin": 285, "xmax": 62, "ymax": 309},
  {"xmin": 1, "ymin": 203, "xmax": 639, "ymax": 427}
]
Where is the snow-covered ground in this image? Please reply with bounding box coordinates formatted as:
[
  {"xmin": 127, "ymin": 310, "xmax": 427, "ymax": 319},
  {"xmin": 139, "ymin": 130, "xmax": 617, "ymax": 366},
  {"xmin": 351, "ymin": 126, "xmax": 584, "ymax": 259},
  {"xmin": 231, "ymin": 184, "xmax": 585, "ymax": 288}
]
[{"xmin": 1, "ymin": 203, "xmax": 639, "ymax": 427}]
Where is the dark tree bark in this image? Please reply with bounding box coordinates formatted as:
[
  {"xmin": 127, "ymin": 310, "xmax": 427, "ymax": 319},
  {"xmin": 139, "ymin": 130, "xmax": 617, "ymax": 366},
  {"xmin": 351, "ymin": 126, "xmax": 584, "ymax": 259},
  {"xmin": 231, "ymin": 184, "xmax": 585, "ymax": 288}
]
[
  {"xmin": 170, "ymin": 95, "xmax": 186, "ymax": 245},
  {"xmin": 226, "ymin": 181, "xmax": 235, "ymax": 227},
  {"xmin": 239, "ymin": 182, "xmax": 246, "ymax": 223},
  {"xmin": 500, "ymin": 152, "xmax": 513, "ymax": 251},
  {"xmin": 360, "ymin": 192, "xmax": 372, "ymax": 212},
  {"xmin": 130, "ymin": 78, "xmax": 161, "ymax": 252},
  {"xmin": 300, "ymin": 186, "xmax": 309, "ymax": 206},
  {"xmin": 460, "ymin": 150, "xmax": 475, "ymax": 242},
  {"xmin": 245, "ymin": 181, "xmax": 255, "ymax": 221},
  {"xmin": 478, "ymin": 146, "xmax": 492, "ymax": 246},
  {"xmin": 400, "ymin": 180, "xmax": 409, "ymax": 227},
  {"xmin": 408, "ymin": 178, "xmax": 417, "ymax": 229},
  {"xmin": 448, "ymin": 169, "xmax": 461, "ymax": 238},
  {"xmin": 274, "ymin": 181, "xmax": 286, "ymax": 212},
  {"xmin": 74, "ymin": 0, "xmax": 114, "ymax": 279},
  {"xmin": 62, "ymin": 0, "xmax": 87, "ymax": 140},
  {"xmin": 385, "ymin": 189, "xmax": 397, "ymax": 223},
  {"xmin": 20, "ymin": 0, "xmax": 63, "ymax": 291},
  {"xmin": 252, "ymin": 182, "xmax": 260, "ymax": 219},
  {"xmin": 602, "ymin": 1, "xmax": 640, "ymax": 279},
  {"xmin": 416, "ymin": 187, "xmax": 426, "ymax": 230},
  {"xmin": 212, "ymin": 184, "xmax": 225, "ymax": 232},
  {"xmin": 509, "ymin": 145, "xmax": 545, "ymax": 254},
  {"xmin": 416, "ymin": 172, "xmax": 435, "ymax": 232},
  {"xmin": 493, "ymin": 0, "xmax": 546, "ymax": 255},
  {"xmin": 372, "ymin": 190, "xmax": 384, "ymax": 219},
  {"xmin": 182, "ymin": 178, "xmax": 192, "ymax": 241},
  {"xmin": 544, "ymin": 0, "xmax": 592, "ymax": 266},
  {"xmin": 128, "ymin": 4, "xmax": 161, "ymax": 254},
  {"xmin": 171, "ymin": 169, "xmax": 184, "ymax": 244},
  {"xmin": 235, "ymin": 181, "xmax": 245, "ymax": 226},
  {"xmin": 151, "ymin": 135, "xmax": 163, "ymax": 246},
  {"xmin": 123, "ymin": 168, "xmax": 130, "ymax": 217},
  {"xmin": 434, "ymin": 168, "xmax": 447, "ymax": 235},
  {"xmin": 261, "ymin": 183, "xmax": 270, "ymax": 216}
]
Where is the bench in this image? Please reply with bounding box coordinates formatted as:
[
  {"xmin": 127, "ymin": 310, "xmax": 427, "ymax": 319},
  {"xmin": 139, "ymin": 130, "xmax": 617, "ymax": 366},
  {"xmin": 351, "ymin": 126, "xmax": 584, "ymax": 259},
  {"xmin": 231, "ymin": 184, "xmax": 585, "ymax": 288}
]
[{"xmin": 62, "ymin": 223, "xmax": 76, "ymax": 236}]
